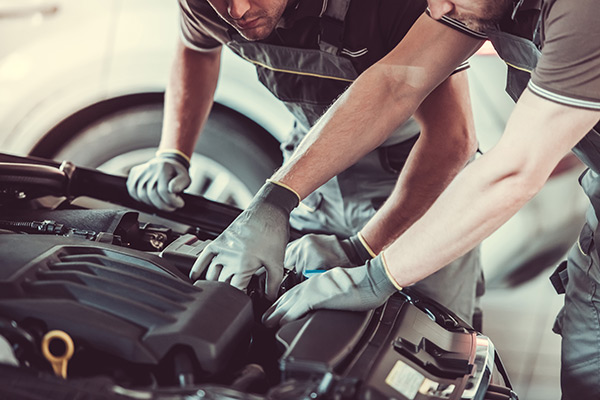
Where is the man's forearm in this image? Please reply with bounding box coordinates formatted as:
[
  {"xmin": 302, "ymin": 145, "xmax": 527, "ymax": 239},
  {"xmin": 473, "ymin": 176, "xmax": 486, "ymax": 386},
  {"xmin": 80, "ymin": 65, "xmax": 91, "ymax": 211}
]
[
  {"xmin": 383, "ymin": 90, "xmax": 600, "ymax": 288},
  {"xmin": 361, "ymin": 71, "xmax": 478, "ymax": 253},
  {"xmin": 159, "ymin": 39, "xmax": 221, "ymax": 157},
  {"xmin": 271, "ymin": 13, "xmax": 482, "ymax": 200},
  {"xmin": 271, "ymin": 64, "xmax": 423, "ymax": 199}
]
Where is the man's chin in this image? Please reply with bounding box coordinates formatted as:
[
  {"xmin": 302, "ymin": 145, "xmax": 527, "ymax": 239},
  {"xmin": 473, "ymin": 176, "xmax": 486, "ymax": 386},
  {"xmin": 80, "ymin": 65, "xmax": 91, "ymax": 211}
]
[
  {"xmin": 236, "ymin": 26, "xmax": 271, "ymax": 41},
  {"xmin": 447, "ymin": 11, "xmax": 499, "ymax": 32}
]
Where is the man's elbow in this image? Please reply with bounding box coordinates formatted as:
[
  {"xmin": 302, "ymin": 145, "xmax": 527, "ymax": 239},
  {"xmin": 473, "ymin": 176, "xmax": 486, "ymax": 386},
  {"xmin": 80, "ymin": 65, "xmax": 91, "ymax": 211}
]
[
  {"xmin": 420, "ymin": 123, "xmax": 478, "ymax": 167},
  {"xmin": 487, "ymin": 150, "xmax": 552, "ymax": 204},
  {"xmin": 453, "ymin": 125, "xmax": 478, "ymax": 164}
]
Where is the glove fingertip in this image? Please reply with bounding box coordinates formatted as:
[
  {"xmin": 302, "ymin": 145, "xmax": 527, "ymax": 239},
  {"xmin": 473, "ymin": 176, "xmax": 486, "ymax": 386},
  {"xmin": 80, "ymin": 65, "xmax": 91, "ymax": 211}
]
[
  {"xmin": 126, "ymin": 176, "xmax": 136, "ymax": 196},
  {"xmin": 171, "ymin": 195, "xmax": 185, "ymax": 209},
  {"xmin": 262, "ymin": 316, "xmax": 277, "ymax": 329},
  {"xmin": 190, "ymin": 251, "xmax": 216, "ymax": 280},
  {"xmin": 261, "ymin": 307, "xmax": 279, "ymax": 328},
  {"xmin": 126, "ymin": 166, "xmax": 142, "ymax": 188},
  {"xmin": 156, "ymin": 184, "xmax": 185, "ymax": 210},
  {"xmin": 126, "ymin": 175, "xmax": 143, "ymax": 201},
  {"xmin": 265, "ymin": 279, "xmax": 283, "ymax": 302},
  {"xmin": 161, "ymin": 204, "xmax": 178, "ymax": 212},
  {"xmin": 169, "ymin": 175, "xmax": 191, "ymax": 193},
  {"xmin": 229, "ymin": 275, "xmax": 251, "ymax": 292},
  {"xmin": 279, "ymin": 314, "xmax": 294, "ymax": 327},
  {"xmin": 203, "ymin": 263, "xmax": 223, "ymax": 282},
  {"xmin": 264, "ymin": 262, "xmax": 284, "ymax": 301}
]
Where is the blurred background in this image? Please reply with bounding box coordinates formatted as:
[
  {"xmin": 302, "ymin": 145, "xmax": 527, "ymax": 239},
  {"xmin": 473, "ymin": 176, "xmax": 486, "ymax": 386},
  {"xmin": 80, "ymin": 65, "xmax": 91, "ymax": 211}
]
[{"xmin": 0, "ymin": 1, "xmax": 590, "ymax": 398}]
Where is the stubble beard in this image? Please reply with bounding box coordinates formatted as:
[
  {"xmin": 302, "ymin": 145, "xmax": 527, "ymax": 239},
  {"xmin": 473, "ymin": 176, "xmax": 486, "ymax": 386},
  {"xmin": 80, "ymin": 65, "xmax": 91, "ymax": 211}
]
[
  {"xmin": 449, "ymin": 0, "xmax": 512, "ymax": 31},
  {"xmin": 235, "ymin": 14, "xmax": 278, "ymax": 41},
  {"xmin": 229, "ymin": 1, "xmax": 288, "ymax": 41}
]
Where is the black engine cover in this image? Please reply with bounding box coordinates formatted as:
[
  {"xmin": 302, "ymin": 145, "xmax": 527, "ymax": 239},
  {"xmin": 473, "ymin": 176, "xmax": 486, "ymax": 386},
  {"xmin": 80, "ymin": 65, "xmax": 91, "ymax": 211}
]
[{"xmin": 0, "ymin": 235, "xmax": 253, "ymax": 373}]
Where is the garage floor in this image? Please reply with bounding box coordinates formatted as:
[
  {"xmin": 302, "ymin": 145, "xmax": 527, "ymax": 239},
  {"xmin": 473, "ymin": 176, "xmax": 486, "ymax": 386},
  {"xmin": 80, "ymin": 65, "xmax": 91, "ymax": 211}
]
[{"xmin": 481, "ymin": 269, "xmax": 563, "ymax": 400}]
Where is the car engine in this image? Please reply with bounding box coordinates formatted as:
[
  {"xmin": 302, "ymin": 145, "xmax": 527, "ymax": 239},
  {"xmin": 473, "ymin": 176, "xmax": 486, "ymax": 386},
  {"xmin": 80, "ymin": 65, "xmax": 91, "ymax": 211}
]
[{"xmin": 0, "ymin": 154, "xmax": 518, "ymax": 400}]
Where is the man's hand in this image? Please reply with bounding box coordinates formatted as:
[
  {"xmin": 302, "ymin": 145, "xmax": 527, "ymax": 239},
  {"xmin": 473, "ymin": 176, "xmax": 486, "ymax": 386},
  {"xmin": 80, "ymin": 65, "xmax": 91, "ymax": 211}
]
[
  {"xmin": 190, "ymin": 180, "xmax": 300, "ymax": 300},
  {"xmin": 127, "ymin": 150, "xmax": 191, "ymax": 212},
  {"xmin": 262, "ymin": 254, "xmax": 399, "ymax": 327},
  {"xmin": 284, "ymin": 233, "xmax": 375, "ymax": 278}
]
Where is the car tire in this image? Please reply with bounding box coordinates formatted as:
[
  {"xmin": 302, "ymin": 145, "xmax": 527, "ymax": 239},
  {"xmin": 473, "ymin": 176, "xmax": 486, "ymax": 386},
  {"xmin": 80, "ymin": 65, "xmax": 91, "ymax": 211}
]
[{"xmin": 53, "ymin": 102, "xmax": 283, "ymax": 208}]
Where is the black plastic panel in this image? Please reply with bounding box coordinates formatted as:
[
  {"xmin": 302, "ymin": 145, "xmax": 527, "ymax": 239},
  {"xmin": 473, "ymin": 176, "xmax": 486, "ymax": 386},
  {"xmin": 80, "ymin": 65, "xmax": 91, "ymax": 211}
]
[
  {"xmin": 277, "ymin": 292, "xmax": 496, "ymax": 400},
  {"xmin": 0, "ymin": 235, "xmax": 253, "ymax": 373}
]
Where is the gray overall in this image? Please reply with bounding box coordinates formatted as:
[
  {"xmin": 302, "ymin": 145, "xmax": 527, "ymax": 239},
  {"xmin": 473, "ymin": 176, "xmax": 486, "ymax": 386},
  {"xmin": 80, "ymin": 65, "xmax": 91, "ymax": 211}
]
[
  {"xmin": 227, "ymin": 0, "xmax": 482, "ymax": 324},
  {"xmin": 488, "ymin": 1, "xmax": 600, "ymax": 397}
]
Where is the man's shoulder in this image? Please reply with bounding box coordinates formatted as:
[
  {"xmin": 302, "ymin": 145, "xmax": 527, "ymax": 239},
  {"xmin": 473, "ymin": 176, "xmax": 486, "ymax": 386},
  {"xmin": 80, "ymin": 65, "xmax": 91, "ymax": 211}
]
[
  {"xmin": 180, "ymin": 0, "xmax": 221, "ymax": 21},
  {"xmin": 179, "ymin": 0, "xmax": 229, "ymax": 49},
  {"xmin": 180, "ymin": 0, "xmax": 212, "ymax": 11}
]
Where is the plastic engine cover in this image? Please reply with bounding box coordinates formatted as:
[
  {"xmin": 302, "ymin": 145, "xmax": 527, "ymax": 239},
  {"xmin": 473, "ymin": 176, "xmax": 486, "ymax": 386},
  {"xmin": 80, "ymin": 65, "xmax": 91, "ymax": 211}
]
[{"xmin": 0, "ymin": 235, "xmax": 253, "ymax": 374}]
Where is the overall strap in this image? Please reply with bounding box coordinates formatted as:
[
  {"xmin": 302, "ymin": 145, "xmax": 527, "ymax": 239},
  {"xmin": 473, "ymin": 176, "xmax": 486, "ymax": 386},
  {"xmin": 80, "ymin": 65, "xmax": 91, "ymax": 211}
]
[
  {"xmin": 511, "ymin": 0, "xmax": 542, "ymax": 19},
  {"xmin": 502, "ymin": 0, "xmax": 542, "ymax": 40},
  {"xmin": 318, "ymin": 0, "xmax": 351, "ymax": 55}
]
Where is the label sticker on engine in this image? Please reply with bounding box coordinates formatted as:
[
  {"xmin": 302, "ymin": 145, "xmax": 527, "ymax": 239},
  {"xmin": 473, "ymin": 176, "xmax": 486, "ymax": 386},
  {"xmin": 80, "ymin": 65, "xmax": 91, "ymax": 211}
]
[
  {"xmin": 385, "ymin": 360, "xmax": 425, "ymax": 399},
  {"xmin": 419, "ymin": 379, "xmax": 455, "ymax": 398}
]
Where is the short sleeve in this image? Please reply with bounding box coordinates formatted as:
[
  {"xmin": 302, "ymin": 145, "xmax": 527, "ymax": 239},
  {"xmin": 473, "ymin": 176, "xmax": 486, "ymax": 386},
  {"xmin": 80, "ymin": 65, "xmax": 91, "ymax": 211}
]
[
  {"xmin": 179, "ymin": 0, "xmax": 222, "ymax": 52},
  {"xmin": 425, "ymin": 9, "xmax": 487, "ymax": 40},
  {"xmin": 422, "ymin": 10, "xmax": 482, "ymax": 74},
  {"xmin": 529, "ymin": 0, "xmax": 600, "ymax": 109}
]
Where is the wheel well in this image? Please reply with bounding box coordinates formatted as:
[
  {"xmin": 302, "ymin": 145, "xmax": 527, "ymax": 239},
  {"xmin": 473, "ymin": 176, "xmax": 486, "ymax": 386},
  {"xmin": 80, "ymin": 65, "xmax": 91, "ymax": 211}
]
[
  {"xmin": 30, "ymin": 93, "xmax": 163, "ymax": 158},
  {"xmin": 29, "ymin": 93, "xmax": 283, "ymax": 167}
]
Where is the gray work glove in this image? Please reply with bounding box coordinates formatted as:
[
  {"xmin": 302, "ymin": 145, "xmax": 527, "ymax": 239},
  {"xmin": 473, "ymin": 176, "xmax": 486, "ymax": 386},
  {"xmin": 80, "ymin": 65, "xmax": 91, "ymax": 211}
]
[
  {"xmin": 284, "ymin": 233, "xmax": 374, "ymax": 279},
  {"xmin": 127, "ymin": 150, "xmax": 191, "ymax": 212},
  {"xmin": 262, "ymin": 254, "xmax": 400, "ymax": 327},
  {"xmin": 190, "ymin": 180, "xmax": 300, "ymax": 300}
]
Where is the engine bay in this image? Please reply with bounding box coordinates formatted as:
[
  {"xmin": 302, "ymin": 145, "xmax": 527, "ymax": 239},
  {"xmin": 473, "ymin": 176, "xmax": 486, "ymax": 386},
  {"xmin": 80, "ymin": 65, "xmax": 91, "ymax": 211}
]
[{"xmin": 0, "ymin": 154, "xmax": 518, "ymax": 400}]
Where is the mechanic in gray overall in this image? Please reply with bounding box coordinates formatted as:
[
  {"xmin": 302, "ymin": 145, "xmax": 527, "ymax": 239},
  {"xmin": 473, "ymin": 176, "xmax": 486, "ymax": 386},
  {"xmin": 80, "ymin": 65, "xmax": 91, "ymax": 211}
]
[
  {"xmin": 127, "ymin": 0, "xmax": 482, "ymax": 324},
  {"xmin": 262, "ymin": 0, "xmax": 600, "ymax": 398}
]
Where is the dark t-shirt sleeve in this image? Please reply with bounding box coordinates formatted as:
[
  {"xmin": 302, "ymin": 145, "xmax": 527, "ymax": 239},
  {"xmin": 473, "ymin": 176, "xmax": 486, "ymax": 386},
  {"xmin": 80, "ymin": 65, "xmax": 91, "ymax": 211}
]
[
  {"xmin": 416, "ymin": 10, "xmax": 483, "ymax": 72},
  {"xmin": 178, "ymin": 0, "xmax": 222, "ymax": 51},
  {"xmin": 378, "ymin": 0, "xmax": 427, "ymax": 52},
  {"xmin": 529, "ymin": 0, "xmax": 600, "ymax": 109},
  {"xmin": 424, "ymin": 9, "xmax": 487, "ymax": 40}
]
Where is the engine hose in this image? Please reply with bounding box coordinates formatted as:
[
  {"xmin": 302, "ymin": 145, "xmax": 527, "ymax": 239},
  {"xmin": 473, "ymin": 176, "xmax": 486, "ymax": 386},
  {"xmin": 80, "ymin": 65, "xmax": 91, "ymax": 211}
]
[
  {"xmin": 0, "ymin": 162, "xmax": 68, "ymax": 199},
  {"xmin": 0, "ymin": 220, "xmax": 68, "ymax": 235}
]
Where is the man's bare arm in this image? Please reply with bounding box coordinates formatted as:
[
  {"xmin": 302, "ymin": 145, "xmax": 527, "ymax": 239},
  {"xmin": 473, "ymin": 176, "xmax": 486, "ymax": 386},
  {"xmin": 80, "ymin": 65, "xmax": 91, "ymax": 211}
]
[
  {"xmin": 159, "ymin": 39, "xmax": 221, "ymax": 157},
  {"xmin": 361, "ymin": 70, "xmax": 478, "ymax": 252},
  {"xmin": 271, "ymin": 14, "xmax": 483, "ymax": 199},
  {"xmin": 384, "ymin": 89, "xmax": 600, "ymax": 286}
]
